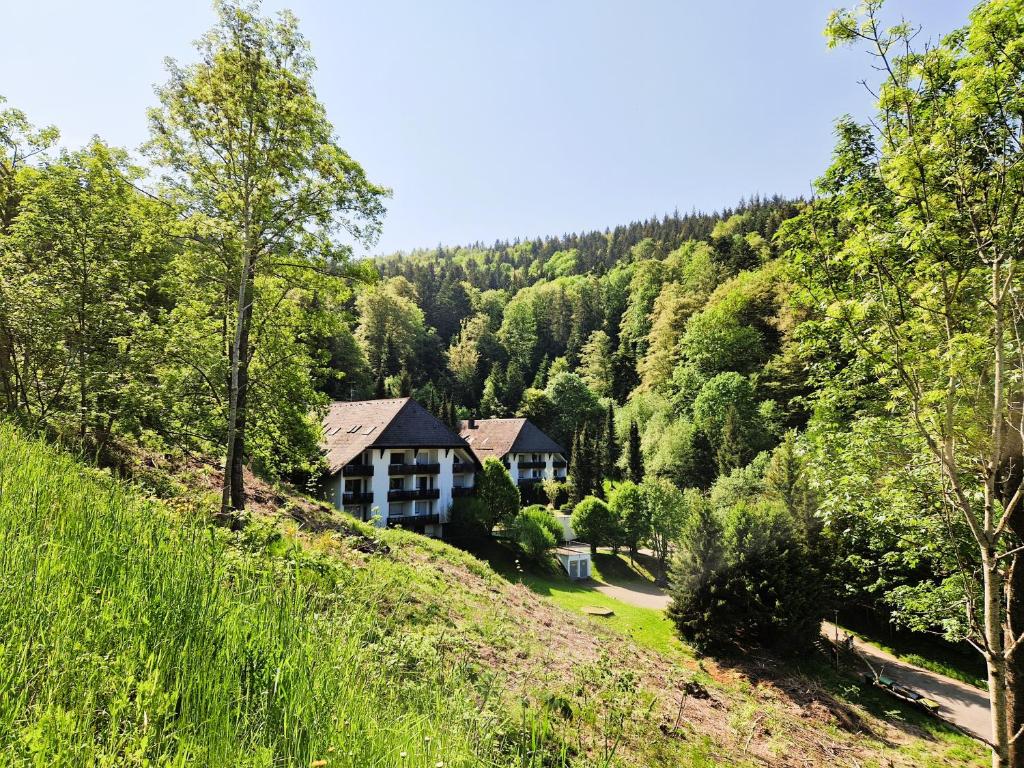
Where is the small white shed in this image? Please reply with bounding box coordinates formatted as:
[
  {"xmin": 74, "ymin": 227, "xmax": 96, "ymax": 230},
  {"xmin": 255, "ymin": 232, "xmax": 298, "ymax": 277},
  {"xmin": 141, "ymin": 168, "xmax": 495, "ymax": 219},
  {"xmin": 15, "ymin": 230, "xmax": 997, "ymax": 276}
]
[
  {"xmin": 555, "ymin": 543, "xmax": 592, "ymax": 579},
  {"xmin": 552, "ymin": 514, "xmax": 575, "ymax": 542}
]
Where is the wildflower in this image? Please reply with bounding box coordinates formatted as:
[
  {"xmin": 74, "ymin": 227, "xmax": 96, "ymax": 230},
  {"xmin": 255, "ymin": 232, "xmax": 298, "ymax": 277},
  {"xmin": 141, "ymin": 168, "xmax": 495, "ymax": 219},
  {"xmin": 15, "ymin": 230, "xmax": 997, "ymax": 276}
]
[{"xmin": 311, "ymin": 761, "xmax": 328, "ymax": 767}]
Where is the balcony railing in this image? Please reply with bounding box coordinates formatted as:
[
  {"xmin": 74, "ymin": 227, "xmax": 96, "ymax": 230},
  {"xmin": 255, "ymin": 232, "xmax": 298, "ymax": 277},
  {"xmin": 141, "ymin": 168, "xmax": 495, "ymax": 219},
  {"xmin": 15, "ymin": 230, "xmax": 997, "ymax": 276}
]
[
  {"xmin": 452, "ymin": 461, "xmax": 474, "ymax": 473},
  {"xmin": 518, "ymin": 460, "xmax": 546, "ymax": 469},
  {"xmin": 342, "ymin": 491, "xmax": 373, "ymax": 504},
  {"xmin": 452, "ymin": 486, "xmax": 474, "ymax": 498},
  {"xmin": 518, "ymin": 477, "xmax": 542, "ymax": 486},
  {"xmin": 387, "ymin": 513, "xmax": 440, "ymax": 527},
  {"xmin": 552, "ymin": 460, "xmax": 567, "ymax": 469},
  {"xmin": 388, "ymin": 462, "xmax": 440, "ymax": 476},
  {"xmin": 387, "ymin": 488, "xmax": 440, "ymax": 502},
  {"xmin": 342, "ymin": 464, "xmax": 374, "ymax": 476}
]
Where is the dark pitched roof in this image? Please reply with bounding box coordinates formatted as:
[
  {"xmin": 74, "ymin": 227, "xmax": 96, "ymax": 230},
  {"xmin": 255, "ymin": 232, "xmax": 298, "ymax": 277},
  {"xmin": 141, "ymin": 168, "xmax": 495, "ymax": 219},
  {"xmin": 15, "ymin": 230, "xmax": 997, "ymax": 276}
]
[
  {"xmin": 458, "ymin": 418, "xmax": 566, "ymax": 463},
  {"xmin": 321, "ymin": 398, "xmax": 469, "ymax": 474}
]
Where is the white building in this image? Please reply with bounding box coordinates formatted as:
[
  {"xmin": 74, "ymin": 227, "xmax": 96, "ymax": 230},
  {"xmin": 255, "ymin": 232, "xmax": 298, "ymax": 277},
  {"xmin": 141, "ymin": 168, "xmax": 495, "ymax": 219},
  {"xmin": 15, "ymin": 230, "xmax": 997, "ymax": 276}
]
[
  {"xmin": 458, "ymin": 418, "xmax": 567, "ymax": 494},
  {"xmin": 321, "ymin": 398, "xmax": 478, "ymax": 538},
  {"xmin": 459, "ymin": 417, "xmax": 589, "ymax": 578}
]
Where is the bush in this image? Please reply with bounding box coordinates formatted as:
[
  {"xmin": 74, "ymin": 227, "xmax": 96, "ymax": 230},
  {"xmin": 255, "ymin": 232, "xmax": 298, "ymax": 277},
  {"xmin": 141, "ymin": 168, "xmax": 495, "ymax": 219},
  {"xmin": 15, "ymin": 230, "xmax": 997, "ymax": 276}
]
[
  {"xmin": 667, "ymin": 498, "xmax": 825, "ymax": 654},
  {"xmin": 608, "ymin": 481, "xmax": 647, "ymax": 554},
  {"xmin": 570, "ymin": 496, "xmax": 618, "ymax": 554},
  {"xmin": 541, "ymin": 478, "xmax": 568, "ymax": 508},
  {"xmin": 476, "ymin": 457, "xmax": 520, "ymax": 529},
  {"xmin": 508, "ymin": 506, "xmax": 562, "ymax": 561},
  {"xmin": 447, "ymin": 496, "xmax": 492, "ymax": 545}
]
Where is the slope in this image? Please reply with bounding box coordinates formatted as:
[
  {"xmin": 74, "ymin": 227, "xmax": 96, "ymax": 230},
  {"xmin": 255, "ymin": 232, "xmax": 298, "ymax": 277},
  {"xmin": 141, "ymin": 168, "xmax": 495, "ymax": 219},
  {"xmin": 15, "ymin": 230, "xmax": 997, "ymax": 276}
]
[{"xmin": 0, "ymin": 423, "xmax": 987, "ymax": 767}]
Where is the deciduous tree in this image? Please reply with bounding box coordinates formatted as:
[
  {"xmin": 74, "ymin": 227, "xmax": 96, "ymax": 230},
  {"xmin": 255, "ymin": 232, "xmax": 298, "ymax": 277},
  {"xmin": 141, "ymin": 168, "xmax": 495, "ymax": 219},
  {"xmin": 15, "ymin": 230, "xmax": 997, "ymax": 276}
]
[{"xmin": 146, "ymin": 1, "xmax": 387, "ymax": 516}]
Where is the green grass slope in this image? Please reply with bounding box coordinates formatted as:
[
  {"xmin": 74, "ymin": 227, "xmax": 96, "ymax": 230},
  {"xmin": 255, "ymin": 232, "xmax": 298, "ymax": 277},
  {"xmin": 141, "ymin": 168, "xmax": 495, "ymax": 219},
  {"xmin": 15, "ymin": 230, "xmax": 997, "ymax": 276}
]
[
  {"xmin": 0, "ymin": 424, "xmax": 489, "ymax": 766},
  {"xmin": 0, "ymin": 423, "xmax": 989, "ymax": 767}
]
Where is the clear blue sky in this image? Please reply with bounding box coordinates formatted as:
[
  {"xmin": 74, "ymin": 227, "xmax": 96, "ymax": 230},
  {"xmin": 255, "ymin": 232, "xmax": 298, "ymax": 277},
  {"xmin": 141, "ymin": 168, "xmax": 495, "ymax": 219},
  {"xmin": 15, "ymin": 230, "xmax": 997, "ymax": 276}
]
[{"xmin": 2, "ymin": 0, "xmax": 975, "ymax": 255}]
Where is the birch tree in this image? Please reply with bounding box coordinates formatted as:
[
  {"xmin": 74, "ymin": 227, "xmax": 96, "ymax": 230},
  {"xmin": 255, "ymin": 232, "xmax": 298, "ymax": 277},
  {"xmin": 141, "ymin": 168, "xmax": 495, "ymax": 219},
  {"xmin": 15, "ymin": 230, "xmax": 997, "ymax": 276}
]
[{"xmin": 146, "ymin": 0, "xmax": 387, "ymax": 516}]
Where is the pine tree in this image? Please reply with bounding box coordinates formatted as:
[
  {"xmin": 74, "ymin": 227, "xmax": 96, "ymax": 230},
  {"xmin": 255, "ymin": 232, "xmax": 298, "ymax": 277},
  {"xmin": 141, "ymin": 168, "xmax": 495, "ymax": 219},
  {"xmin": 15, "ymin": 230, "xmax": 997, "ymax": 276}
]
[
  {"xmin": 531, "ymin": 354, "xmax": 550, "ymax": 390},
  {"xmin": 568, "ymin": 425, "xmax": 601, "ymax": 506},
  {"xmin": 567, "ymin": 428, "xmax": 584, "ymax": 507},
  {"xmin": 374, "ymin": 369, "xmax": 386, "ymax": 398},
  {"xmin": 480, "ymin": 364, "xmax": 504, "ymax": 418},
  {"xmin": 604, "ymin": 401, "xmax": 619, "ymax": 480},
  {"xmin": 716, "ymin": 405, "xmax": 745, "ymax": 476},
  {"xmin": 627, "ymin": 419, "xmax": 644, "ymax": 482},
  {"xmin": 399, "ymin": 368, "xmax": 412, "ymax": 397}
]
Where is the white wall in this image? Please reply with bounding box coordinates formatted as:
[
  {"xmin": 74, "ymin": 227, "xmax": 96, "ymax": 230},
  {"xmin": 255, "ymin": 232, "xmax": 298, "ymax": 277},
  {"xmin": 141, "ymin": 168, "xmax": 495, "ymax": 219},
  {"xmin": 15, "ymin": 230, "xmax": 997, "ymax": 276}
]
[
  {"xmin": 369, "ymin": 448, "xmax": 391, "ymax": 526},
  {"xmin": 553, "ymin": 514, "xmax": 575, "ymax": 542},
  {"xmin": 437, "ymin": 447, "xmax": 454, "ymax": 522}
]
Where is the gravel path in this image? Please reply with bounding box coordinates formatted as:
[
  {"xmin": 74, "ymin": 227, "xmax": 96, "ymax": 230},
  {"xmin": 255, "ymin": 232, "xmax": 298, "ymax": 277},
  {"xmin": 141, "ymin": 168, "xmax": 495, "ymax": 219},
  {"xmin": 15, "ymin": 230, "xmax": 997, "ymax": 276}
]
[
  {"xmin": 586, "ymin": 577, "xmax": 671, "ymax": 610},
  {"xmin": 582, "ymin": 573, "xmax": 991, "ymax": 741},
  {"xmin": 823, "ymin": 621, "xmax": 991, "ymax": 740}
]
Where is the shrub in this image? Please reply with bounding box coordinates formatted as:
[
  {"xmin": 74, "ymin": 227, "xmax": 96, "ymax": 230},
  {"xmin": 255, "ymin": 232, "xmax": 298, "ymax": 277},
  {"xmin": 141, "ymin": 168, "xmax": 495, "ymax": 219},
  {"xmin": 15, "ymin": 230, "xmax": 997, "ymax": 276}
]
[
  {"xmin": 447, "ymin": 496, "xmax": 492, "ymax": 545},
  {"xmin": 668, "ymin": 498, "xmax": 826, "ymax": 654},
  {"xmin": 508, "ymin": 506, "xmax": 562, "ymax": 561},
  {"xmin": 570, "ymin": 496, "xmax": 618, "ymax": 554},
  {"xmin": 476, "ymin": 457, "xmax": 520, "ymax": 529},
  {"xmin": 608, "ymin": 481, "xmax": 647, "ymax": 555},
  {"xmin": 541, "ymin": 478, "xmax": 568, "ymax": 508}
]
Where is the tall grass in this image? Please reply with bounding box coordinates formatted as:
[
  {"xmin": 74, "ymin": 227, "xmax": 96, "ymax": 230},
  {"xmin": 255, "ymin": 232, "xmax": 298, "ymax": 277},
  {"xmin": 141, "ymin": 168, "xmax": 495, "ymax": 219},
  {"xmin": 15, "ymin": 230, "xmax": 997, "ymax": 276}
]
[{"xmin": 0, "ymin": 424, "xmax": 495, "ymax": 766}]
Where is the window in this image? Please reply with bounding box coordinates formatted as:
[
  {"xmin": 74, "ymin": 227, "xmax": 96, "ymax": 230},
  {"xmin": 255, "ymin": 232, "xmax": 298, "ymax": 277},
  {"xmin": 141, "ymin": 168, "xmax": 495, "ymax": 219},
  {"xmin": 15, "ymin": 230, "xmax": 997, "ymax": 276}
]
[
  {"xmin": 416, "ymin": 476, "xmax": 434, "ymax": 491},
  {"xmin": 390, "ymin": 477, "xmax": 404, "ymax": 491},
  {"xmin": 345, "ymin": 479, "xmax": 361, "ymax": 493},
  {"xmin": 390, "ymin": 451, "xmax": 407, "ymax": 465}
]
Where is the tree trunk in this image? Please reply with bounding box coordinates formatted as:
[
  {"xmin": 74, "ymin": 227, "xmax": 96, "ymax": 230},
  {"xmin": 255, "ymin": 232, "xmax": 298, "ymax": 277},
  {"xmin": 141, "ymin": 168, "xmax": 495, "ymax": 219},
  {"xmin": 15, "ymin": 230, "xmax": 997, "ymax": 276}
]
[
  {"xmin": 984, "ymin": 548, "xmax": 1010, "ymax": 768},
  {"xmin": 229, "ymin": 273, "xmax": 254, "ymax": 513},
  {"xmin": 221, "ymin": 247, "xmax": 254, "ymax": 522},
  {"xmin": 1007, "ymin": 550, "xmax": 1024, "ymax": 768}
]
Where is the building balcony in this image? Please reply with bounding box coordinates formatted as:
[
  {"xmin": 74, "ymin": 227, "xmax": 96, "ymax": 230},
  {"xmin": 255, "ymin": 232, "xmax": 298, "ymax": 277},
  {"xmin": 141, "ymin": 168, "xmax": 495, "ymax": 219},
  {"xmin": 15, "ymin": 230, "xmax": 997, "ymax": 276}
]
[
  {"xmin": 452, "ymin": 486, "xmax": 474, "ymax": 498},
  {"xmin": 342, "ymin": 464, "xmax": 374, "ymax": 477},
  {"xmin": 387, "ymin": 513, "xmax": 440, "ymax": 527},
  {"xmin": 387, "ymin": 488, "xmax": 440, "ymax": 502},
  {"xmin": 452, "ymin": 460, "xmax": 474, "ymax": 473},
  {"xmin": 342, "ymin": 491, "xmax": 373, "ymax": 504},
  {"xmin": 553, "ymin": 460, "xmax": 567, "ymax": 469},
  {"xmin": 518, "ymin": 460, "xmax": 546, "ymax": 469},
  {"xmin": 518, "ymin": 477, "xmax": 542, "ymax": 486},
  {"xmin": 388, "ymin": 463, "xmax": 440, "ymax": 476}
]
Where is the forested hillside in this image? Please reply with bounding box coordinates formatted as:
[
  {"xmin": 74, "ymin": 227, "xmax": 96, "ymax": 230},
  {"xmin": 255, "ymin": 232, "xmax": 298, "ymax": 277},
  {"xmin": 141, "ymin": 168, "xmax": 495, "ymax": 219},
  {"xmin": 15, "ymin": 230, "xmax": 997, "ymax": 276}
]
[
  {"xmin": 348, "ymin": 197, "xmax": 804, "ymax": 481},
  {"xmin": 2, "ymin": 0, "xmax": 1024, "ymax": 765}
]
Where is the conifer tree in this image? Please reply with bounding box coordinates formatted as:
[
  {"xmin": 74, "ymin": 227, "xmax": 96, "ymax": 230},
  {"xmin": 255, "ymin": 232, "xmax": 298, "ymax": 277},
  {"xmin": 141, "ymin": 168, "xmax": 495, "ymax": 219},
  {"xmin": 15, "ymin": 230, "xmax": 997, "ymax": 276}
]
[
  {"xmin": 531, "ymin": 354, "xmax": 550, "ymax": 390},
  {"xmin": 604, "ymin": 401, "xmax": 619, "ymax": 480},
  {"xmin": 627, "ymin": 419, "xmax": 644, "ymax": 482},
  {"xmin": 716, "ymin": 405, "xmax": 745, "ymax": 475}
]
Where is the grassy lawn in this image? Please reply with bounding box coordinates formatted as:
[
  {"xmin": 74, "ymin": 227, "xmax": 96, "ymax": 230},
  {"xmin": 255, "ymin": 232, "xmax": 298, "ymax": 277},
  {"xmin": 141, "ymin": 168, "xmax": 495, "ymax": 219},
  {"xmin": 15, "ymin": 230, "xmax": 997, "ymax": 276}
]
[
  {"xmin": 590, "ymin": 549, "xmax": 659, "ymax": 584},
  {"xmin": 517, "ymin": 573, "xmax": 686, "ymax": 657},
  {"xmin": 475, "ymin": 539, "xmax": 688, "ymax": 658},
  {"xmin": 806, "ymin": 657, "xmax": 988, "ymax": 768}
]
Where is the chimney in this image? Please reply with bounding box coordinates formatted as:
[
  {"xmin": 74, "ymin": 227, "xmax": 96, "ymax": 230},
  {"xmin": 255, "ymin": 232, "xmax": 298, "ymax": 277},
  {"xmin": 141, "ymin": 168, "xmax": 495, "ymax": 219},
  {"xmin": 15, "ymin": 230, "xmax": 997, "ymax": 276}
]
[{"xmin": 468, "ymin": 417, "xmax": 477, "ymax": 429}]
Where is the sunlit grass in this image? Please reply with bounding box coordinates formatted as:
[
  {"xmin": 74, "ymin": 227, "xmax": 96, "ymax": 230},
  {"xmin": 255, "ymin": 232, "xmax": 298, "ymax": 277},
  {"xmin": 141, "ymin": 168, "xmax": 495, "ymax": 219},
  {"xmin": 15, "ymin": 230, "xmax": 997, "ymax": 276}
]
[{"xmin": 0, "ymin": 424, "xmax": 504, "ymax": 766}]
